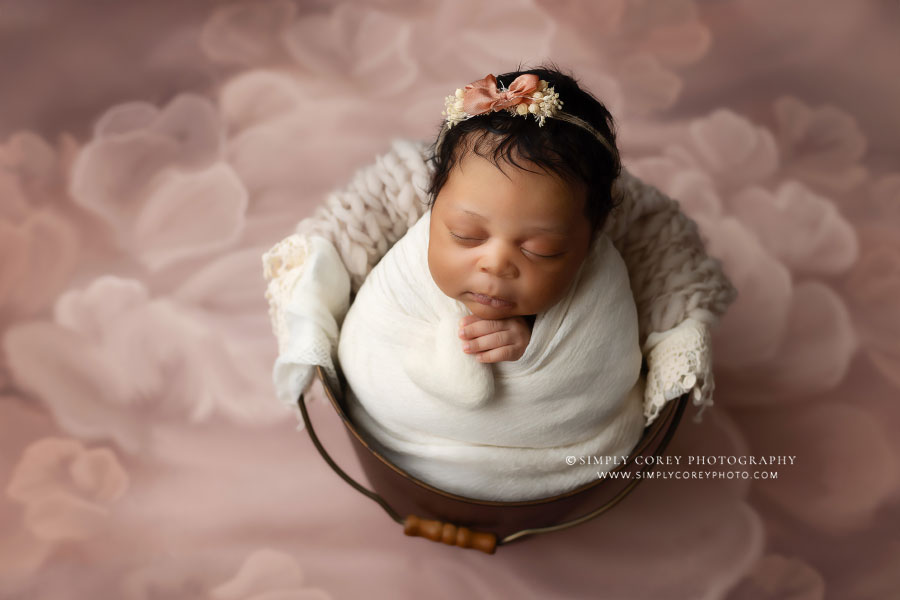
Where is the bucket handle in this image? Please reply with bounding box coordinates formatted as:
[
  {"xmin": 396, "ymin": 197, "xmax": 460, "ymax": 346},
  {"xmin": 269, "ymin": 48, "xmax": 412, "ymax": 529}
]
[
  {"xmin": 298, "ymin": 385, "xmax": 687, "ymax": 554},
  {"xmin": 298, "ymin": 392, "xmax": 498, "ymax": 553}
]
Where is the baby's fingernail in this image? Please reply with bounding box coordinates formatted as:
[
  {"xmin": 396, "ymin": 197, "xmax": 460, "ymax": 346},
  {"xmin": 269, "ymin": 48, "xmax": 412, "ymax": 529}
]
[
  {"xmin": 463, "ymin": 343, "xmax": 471, "ymax": 352},
  {"xmin": 458, "ymin": 329, "xmax": 465, "ymax": 338}
]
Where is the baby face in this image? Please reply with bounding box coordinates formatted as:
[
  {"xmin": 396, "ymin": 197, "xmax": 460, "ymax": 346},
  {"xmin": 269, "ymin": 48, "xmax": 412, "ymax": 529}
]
[{"xmin": 428, "ymin": 149, "xmax": 593, "ymax": 320}]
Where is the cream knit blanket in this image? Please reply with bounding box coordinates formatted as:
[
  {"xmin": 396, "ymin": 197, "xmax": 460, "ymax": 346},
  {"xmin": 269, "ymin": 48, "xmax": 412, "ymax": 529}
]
[
  {"xmin": 337, "ymin": 210, "xmax": 644, "ymax": 500},
  {"xmin": 263, "ymin": 139, "xmax": 736, "ymax": 432}
]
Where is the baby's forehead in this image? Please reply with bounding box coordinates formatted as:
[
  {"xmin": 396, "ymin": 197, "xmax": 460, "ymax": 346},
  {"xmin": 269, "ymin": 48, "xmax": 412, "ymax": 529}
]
[
  {"xmin": 456, "ymin": 147, "xmax": 584, "ymax": 192},
  {"xmin": 454, "ymin": 155, "xmax": 588, "ymax": 211}
]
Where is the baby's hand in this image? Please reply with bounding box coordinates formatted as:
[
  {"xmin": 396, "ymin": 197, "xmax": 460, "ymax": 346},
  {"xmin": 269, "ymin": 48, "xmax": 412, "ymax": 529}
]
[{"xmin": 458, "ymin": 315, "xmax": 532, "ymax": 363}]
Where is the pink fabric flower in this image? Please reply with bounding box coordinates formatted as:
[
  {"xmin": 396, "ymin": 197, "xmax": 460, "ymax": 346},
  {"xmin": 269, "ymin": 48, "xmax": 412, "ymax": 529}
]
[
  {"xmin": 842, "ymin": 225, "xmax": 900, "ymax": 388},
  {"xmin": 461, "ymin": 74, "xmax": 540, "ymax": 115},
  {"xmin": 727, "ymin": 554, "xmax": 825, "ymax": 600},
  {"xmin": 6, "ymin": 437, "xmax": 128, "ymax": 541}
]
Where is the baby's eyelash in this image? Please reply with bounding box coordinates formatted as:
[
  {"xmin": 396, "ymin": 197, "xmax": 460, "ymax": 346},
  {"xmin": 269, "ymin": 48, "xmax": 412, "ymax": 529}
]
[
  {"xmin": 449, "ymin": 232, "xmax": 482, "ymax": 242},
  {"xmin": 450, "ymin": 231, "xmax": 564, "ymax": 258},
  {"xmin": 524, "ymin": 249, "xmax": 564, "ymax": 259}
]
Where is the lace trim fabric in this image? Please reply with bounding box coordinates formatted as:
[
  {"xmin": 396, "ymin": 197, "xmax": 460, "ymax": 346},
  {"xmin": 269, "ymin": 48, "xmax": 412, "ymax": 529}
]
[
  {"xmin": 643, "ymin": 317, "xmax": 714, "ymax": 426},
  {"xmin": 264, "ymin": 234, "xmax": 308, "ymax": 353},
  {"xmin": 262, "ymin": 234, "xmax": 350, "ymax": 425}
]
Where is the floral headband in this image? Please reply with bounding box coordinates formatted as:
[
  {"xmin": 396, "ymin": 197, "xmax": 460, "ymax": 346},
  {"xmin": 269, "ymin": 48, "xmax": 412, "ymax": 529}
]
[
  {"xmin": 440, "ymin": 73, "xmax": 613, "ymax": 155},
  {"xmin": 444, "ymin": 74, "xmax": 560, "ymax": 127}
]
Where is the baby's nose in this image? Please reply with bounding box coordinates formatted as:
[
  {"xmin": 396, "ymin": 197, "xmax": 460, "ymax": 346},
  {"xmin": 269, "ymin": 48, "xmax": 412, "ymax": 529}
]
[{"xmin": 478, "ymin": 246, "xmax": 518, "ymax": 278}]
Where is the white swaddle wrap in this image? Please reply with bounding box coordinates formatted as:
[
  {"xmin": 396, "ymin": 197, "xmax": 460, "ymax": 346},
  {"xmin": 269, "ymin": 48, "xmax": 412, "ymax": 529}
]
[{"xmin": 338, "ymin": 210, "xmax": 645, "ymax": 501}]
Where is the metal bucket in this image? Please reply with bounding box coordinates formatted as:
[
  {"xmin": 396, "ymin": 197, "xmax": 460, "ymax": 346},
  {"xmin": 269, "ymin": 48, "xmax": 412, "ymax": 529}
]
[{"xmin": 300, "ymin": 366, "xmax": 687, "ymax": 554}]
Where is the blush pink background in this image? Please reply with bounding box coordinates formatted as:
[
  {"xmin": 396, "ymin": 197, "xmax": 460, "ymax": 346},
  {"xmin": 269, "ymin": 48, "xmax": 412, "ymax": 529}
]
[{"xmin": 1, "ymin": 1, "xmax": 898, "ymax": 598}]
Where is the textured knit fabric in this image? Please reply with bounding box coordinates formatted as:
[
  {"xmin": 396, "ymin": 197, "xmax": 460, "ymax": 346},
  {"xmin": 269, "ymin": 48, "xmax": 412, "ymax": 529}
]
[{"xmin": 263, "ymin": 139, "xmax": 737, "ymax": 425}]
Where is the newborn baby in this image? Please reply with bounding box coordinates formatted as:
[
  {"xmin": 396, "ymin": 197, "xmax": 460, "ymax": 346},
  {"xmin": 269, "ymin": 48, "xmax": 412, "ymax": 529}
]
[{"xmin": 337, "ymin": 67, "xmax": 645, "ymax": 501}]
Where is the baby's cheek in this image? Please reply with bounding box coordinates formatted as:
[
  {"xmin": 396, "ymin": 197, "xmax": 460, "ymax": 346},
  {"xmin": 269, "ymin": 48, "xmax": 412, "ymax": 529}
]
[
  {"xmin": 527, "ymin": 278, "xmax": 569, "ymax": 313},
  {"xmin": 427, "ymin": 241, "xmax": 458, "ymax": 296},
  {"xmin": 531, "ymin": 263, "xmax": 586, "ymax": 311}
]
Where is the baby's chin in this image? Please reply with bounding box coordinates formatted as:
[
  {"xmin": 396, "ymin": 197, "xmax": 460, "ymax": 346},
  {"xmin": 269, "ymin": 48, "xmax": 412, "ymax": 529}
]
[{"xmin": 463, "ymin": 300, "xmax": 521, "ymax": 321}]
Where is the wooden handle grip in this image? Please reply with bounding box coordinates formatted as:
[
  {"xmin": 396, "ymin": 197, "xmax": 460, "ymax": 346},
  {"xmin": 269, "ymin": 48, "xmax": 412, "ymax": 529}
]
[{"xmin": 403, "ymin": 515, "xmax": 497, "ymax": 554}]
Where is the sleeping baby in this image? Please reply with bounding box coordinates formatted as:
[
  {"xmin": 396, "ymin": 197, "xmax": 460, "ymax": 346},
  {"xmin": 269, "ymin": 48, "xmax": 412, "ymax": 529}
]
[{"xmin": 335, "ymin": 67, "xmax": 646, "ymax": 501}]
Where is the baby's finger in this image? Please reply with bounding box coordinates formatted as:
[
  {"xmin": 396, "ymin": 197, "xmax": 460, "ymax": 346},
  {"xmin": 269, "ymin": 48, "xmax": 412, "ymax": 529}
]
[
  {"xmin": 458, "ymin": 314, "xmax": 482, "ymax": 337},
  {"xmin": 474, "ymin": 345, "xmax": 518, "ymax": 364},
  {"xmin": 459, "ymin": 314, "xmax": 481, "ymax": 328},
  {"xmin": 459, "ymin": 318, "xmax": 505, "ymax": 340},
  {"xmin": 462, "ymin": 330, "xmax": 509, "ymax": 354}
]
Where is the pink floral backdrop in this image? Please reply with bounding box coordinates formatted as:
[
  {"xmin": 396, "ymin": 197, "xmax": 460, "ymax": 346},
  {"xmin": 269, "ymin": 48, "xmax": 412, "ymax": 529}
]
[{"xmin": 1, "ymin": 0, "xmax": 898, "ymax": 598}]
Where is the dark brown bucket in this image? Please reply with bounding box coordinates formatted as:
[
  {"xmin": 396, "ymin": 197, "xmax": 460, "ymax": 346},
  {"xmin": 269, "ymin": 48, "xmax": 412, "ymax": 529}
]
[{"xmin": 300, "ymin": 365, "xmax": 688, "ymax": 554}]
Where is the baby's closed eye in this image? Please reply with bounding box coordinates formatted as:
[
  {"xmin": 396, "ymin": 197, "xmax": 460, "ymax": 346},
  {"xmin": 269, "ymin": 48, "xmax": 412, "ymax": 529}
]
[{"xmin": 522, "ymin": 246, "xmax": 566, "ymax": 259}]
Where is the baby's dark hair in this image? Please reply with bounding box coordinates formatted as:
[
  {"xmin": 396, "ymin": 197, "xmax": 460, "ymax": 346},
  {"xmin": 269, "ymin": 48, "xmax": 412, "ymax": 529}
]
[{"xmin": 426, "ymin": 65, "xmax": 622, "ymax": 232}]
